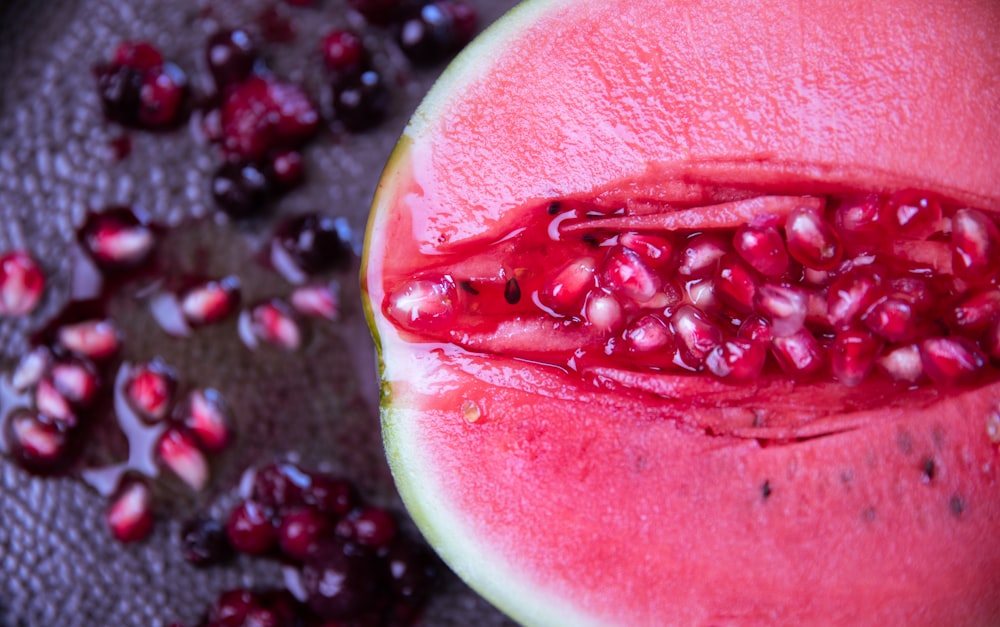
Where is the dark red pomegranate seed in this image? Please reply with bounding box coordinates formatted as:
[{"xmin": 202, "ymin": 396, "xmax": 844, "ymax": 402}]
[
  {"xmin": 35, "ymin": 378, "xmax": 77, "ymax": 426},
  {"xmin": 732, "ymin": 223, "xmax": 789, "ymax": 277},
  {"xmin": 919, "ymin": 337, "xmax": 985, "ymax": 386},
  {"xmin": 137, "ymin": 62, "xmax": 189, "ymax": 128},
  {"xmin": 268, "ymin": 149, "xmax": 305, "ymax": 189},
  {"xmin": 771, "ymin": 328, "xmax": 827, "ymax": 378},
  {"xmin": 887, "ymin": 190, "xmax": 943, "ymax": 238},
  {"xmin": 206, "ymin": 29, "xmax": 258, "ymax": 88},
  {"xmin": 537, "ymin": 257, "xmax": 596, "ymax": 315},
  {"xmin": 125, "ymin": 360, "xmax": 177, "ymax": 423},
  {"xmin": 889, "ymin": 275, "xmax": 937, "ymax": 314},
  {"xmin": 827, "ymin": 269, "xmax": 884, "ymax": 328},
  {"xmin": 6, "ymin": 409, "xmax": 72, "ymax": 473},
  {"xmin": 303, "ymin": 474, "xmax": 358, "ymax": 517},
  {"xmin": 179, "ymin": 276, "xmax": 241, "ymax": 326},
  {"xmin": 253, "ymin": 462, "xmax": 312, "ymax": 509},
  {"xmin": 180, "ymin": 517, "xmax": 232, "ymax": 566},
  {"xmin": 670, "ymin": 305, "xmax": 721, "ymax": 366},
  {"xmin": 302, "ymin": 539, "xmax": 379, "ymax": 620},
  {"xmin": 57, "ymin": 318, "xmax": 121, "ymax": 360},
  {"xmin": 113, "ymin": 41, "xmax": 164, "ymax": 70},
  {"xmin": 951, "ymin": 208, "xmax": 1000, "ymax": 282},
  {"xmin": 784, "ymin": 205, "xmax": 842, "ymax": 270},
  {"xmin": 714, "ymin": 255, "xmax": 758, "ymax": 314},
  {"xmin": 209, "ymin": 589, "xmax": 258, "ymax": 627},
  {"xmin": 336, "ymin": 506, "xmax": 398, "ymax": 549},
  {"xmin": 157, "ymin": 428, "xmax": 209, "ymax": 491},
  {"xmin": 738, "ymin": 314, "xmax": 772, "ymax": 345},
  {"xmin": 0, "ymin": 251, "xmax": 44, "ymax": 316},
  {"xmin": 619, "ymin": 232, "xmax": 674, "ymax": 270},
  {"xmin": 106, "ymin": 477, "xmax": 155, "ymax": 543},
  {"xmin": 322, "ymin": 29, "xmax": 366, "ymax": 75},
  {"xmin": 332, "ymin": 69, "xmax": 391, "ymax": 132},
  {"xmin": 705, "ymin": 339, "xmax": 766, "ymax": 381},
  {"xmin": 830, "ymin": 329, "xmax": 883, "ymax": 386},
  {"xmin": 273, "ymin": 213, "xmax": 353, "ymax": 276},
  {"xmin": 221, "ymin": 76, "xmax": 320, "ymax": 160},
  {"xmin": 945, "ymin": 288, "xmax": 1000, "ymax": 337},
  {"xmin": 601, "ymin": 245, "xmax": 661, "ymax": 304},
  {"xmin": 182, "ymin": 389, "xmax": 232, "ymax": 453},
  {"xmin": 226, "ymin": 500, "xmax": 279, "ymax": 555},
  {"xmin": 348, "ymin": 0, "xmax": 413, "ymax": 25},
  {"xmin": 862, "ymin": 296, "xmax": 917, "ymax": 343},
  {"xmin": 279, "ymin": 507, "xmax": 330, "ymax": 561},
  {"xmin": 397, "ymin": 1, "xmax": 477, "ymax": 66},
  {"xmin": 833, "ymin": 193, "xmax": 887, "ymax": 242},
  {"xmin": 211, "ymin": 161, "xmax": 275, "ymax": 218}
]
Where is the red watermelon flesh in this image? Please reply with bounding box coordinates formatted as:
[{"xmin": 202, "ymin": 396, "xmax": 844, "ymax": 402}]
[{"xmin": 362, "ymin": 0, "xmax": 1000, "ymax": 625}]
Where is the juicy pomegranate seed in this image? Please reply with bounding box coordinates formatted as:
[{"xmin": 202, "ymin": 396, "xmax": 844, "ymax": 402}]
[
  {"xmin": 771, "ymin": 329, "xmax": 826, "ymax": 378},
  {"xmin": 304, "ymin": 474, "xmax": 358, "ymax": 517},
  {"xmin": 206, "ymin": 29, "xmax": 258, "ymax": 88},
  {"xmin": 137, "ymin": 63, "xmax": 189, "ymax": 128},
  {"xmin": 157, "ymin": 428, "xmax": 209, "ymax": 491},
  {"xmin": 35, "ymin": 378, "xmax": 76, "ymax": 426},
  {"xmin": 49, "ymin": 358, "xmax": 99, "ymax": 406},
  {"xmin": 951, "ymin": 208, "xmax": 1000, "ymax": 282},
  {"xmin": 278, "ymin": 507, "xmax": 329, "ymax": 561},
  {"xmin": 919, "ymin": 337, "xmax": 985, "ymax": 386},
  {"xmin": 241, "ymin": 300, "xmax": 303, "ymax": 350},
  {"xmin": 125, "ymin": 360, "xmax": 176, "ymax": 423},
  {"xmin": 321, "ymin": 29, "xmax": 366, "ymax": 74},
  {"xmin": 179, "ymin": 276, "xmax": 241, "ymax": 326},
  {"xmin": 887, "ymin": 190, "xmax": 943, "ymax": 238},
  {"xmin": 877, "ymin": 344, "xmax": 925, "ymax": 383},
  {"xmin": 226, "ymin": 500, "xmax": 278, "ymax": 555},
  {"xmin": 113, "ymin": 41, "xmax": 164, "ymax": 70},
  {"xmin": 714, "ymin": 255, "xmax": 758, "ymax": 314},
  {"xmin": 784, "ymin": 206, "xmax": 842, "ymax": 270},
  {"xmin": 754, "ymin": 283, "xmax": 807, "ymax": 337},
  {"xmin": 82, "ymin": 210, "xmax": 156, "ymax": 268},
  {"xmin": 336, "ymin": 506, "xmax": 398, "ymax": 549},
  {"xmin": 12, "ymin": 347, "xmax": 50, "ymax": 392},
  {"xmin": 6, "ymin": 409, "xmax": 71, "ymax": 473},
  {"xmin": 677, "ymin": 233, "xmax": 727, "ymax": 277},
  {"xmin": 738, "ymin": 314, "xmax": 772, "ymax": 345},
  {"xmin": 268, "ymin": 149, "xmax": 305, "ymax": 189},
  {"xmin": 209, "ymin": 589, "xmax": 258, "ymax": 626},
  {"xmin": 732, "ymin": 223, "xmax": 789, "ymax": 277},
  {"xmin": 537, "ymin": 257, "xmax": 597, "ymax": 315},
  {"xmin": 833, "ymin": 193, "xmax": 886, "ymax": 242},
  {"xmin": 253, "ymin": 462, "xmax": 313, "ymax": 509},
  {"xmin": 0, "ymin": 251, "xmax": 44, "ymax": 316},
  {"xmin": 302, "ymin": 539, "xmax": 379, "ymax": 620},
  {"xmin": 830, "ymin": 330, "xmax": 883, "ymax": 386},
  {"xmin": 705, "ymin": 339, "xmax": 766, "ymax": 381},
  {"xmin": 600, "ymin": 245, "xmax": 661, "ymax": 303},
  {"xmin": 670, "ymin": 305, "xmax": 721, "ymax": 366},
  {"xmin": 888, "ymin": 275, "xmax": 936, "ymax": 313},
  {"xmin": 827, "ymin": 270, "xmax": 884, "ymax": 328},
  {"xmin": 584, "ymin": 290, "xmax": 624, "ymax": 332},
  {"xmin": 181, "ymin": 517, "xmax": 232, "ymax": 566},
  {"xmin": 57, "ymin": 319, "xmax": 121, "ymax": 360},
  {"xmin": 624, "ymin": 314, "xmax": 673, "ymax": 353},
  {"xmin": 946, "ymin": 288, "xmax": 1000, "ymax": 337},
  {"xmin": 386, "ymin": 276, "xmax": 458, "ymax": 330},
  {"xmin": 182, "ymin": 389, "xmax": 232, "ymax": 453},
  {"xmin": 862, "ymin": 296, "xmax": 917, "ymax": 343},
  {"xmin": 291, "ymin": 282, "xmax": 341, "ymax": 321},
  {"xmin": 619, "ymin": 232, "xmax": 674, "ymax": 270},
  {"xmin": 683, "ymin": 278, "xmax": 717, "ymax": 309},
  {"xmin": 106, "ymin": 477, "xmax": 155, "ymax": 543}
]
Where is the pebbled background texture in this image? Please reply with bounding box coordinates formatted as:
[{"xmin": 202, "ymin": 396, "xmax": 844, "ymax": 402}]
[{"xmin": 0, "ymin": 0, "xmax": 520, "ymax": 625}]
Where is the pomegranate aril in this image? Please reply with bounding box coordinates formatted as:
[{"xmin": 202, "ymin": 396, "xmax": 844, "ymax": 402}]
[
  {"xmin": 771, "ymin": 328, "xmax": 826, "ymax": 378},
  {"xmin": 179, "ymin": 276, "xmax": 241, "ymax": 326},
  {"xmin": 35, "ymin": 378, "xmax": 77, "ymax": 426},
  {"xmin": 397, "ymin": 1, "xmax": 476, "ymax": 66},
  {"xmin": 705, "ymin": 339, "xmax": 766, "ymax": 382},
  {"xmin": 738, "ymin": 314, "xmax": 772, "ymax": 345},
  {"xmin": 221, "ymin": 76, "xmax": 320, "ymax": 160},
  {"xmin": 137, "ymin": 63, "xmax": 189, "ymax": 128},
  {"xmin": 241, "ymin": 300, "xmax": 304, "ymax": 350},
  {"xmin": 322, "ymin": 29, "xmax": 367, "ymax": 75},
  {"xmin": 253, "ymin": 462, "xmax": 313, "ymax": 509},
  {"xmin": 268, "ymin": 149, "xmax": 305, "ymax": 189},
  {"xmin": 12, "ymin": 347, "xmax": 51, "ymax": 392},
  {"xmin": 754, "ymin": 283, "xmax": 807, "ymax": 337},
  {"xmin": 670, "ymin": 305, "xmax": 721, "ymax": 366},
  {"xmin": 106, "ymin": 477, "xmax": 155, "ymax": 543},
  {"xmin": 302, "ymin": 539, "xmax": 379, "ymax": 620},
  {"xmin": 862, "ymin": 296, "xmax": 917, "ymax": 343},
  {"xmin": 618, "ymin": 232, "xmax": 674, "ymax": 270},
  {"xmin": 6, "ymin": 409, "xmax": 72, "ymax": 473},
  {"xmin": 279, "ymin": 507, "xmax": 330, "ymax": 561},
  {"xmin": 877, "ymin": 344, "xmax": 925, "ymax": 383},
  {"xmin": 946, "ymin": 288, "xmax": 1000, "ymax": 337},
  {"xmin": 227, "ymin": 500, "xmax": 279, "ymax": 555},
  {"xmin": 784, "ymin": 206, "xmax": 842, "ymax": 270},
  {"xmin": 181, "ymin": 516, "xmax": 232, "ymax": 566},
  {"xmin": 113, "ymin": 41, "xmax": 164, "ymax": 70},
  {"xmin": 830, "ymin": 330, "xmax": 882, "ymax": 386},
  {"xmin": 336, "ymin": 506, "xmax": 398, "ymax": 549},
  {"xmin": 81, "ymin": 209, "xmax": 156, "ymax": 268},
  {"xmin": 732, "ymin": 223, "xmax": 789, "ymax": 277},
  {"xmin": 951, "ymin": 208, "xmax": 1000, "ymax": 282},
  {"xmin": 833, "ymin": 193, "xmax": 887, "ymax": 241},
  {"xmin": 676, "ymin": 232, "xmax": 727, "ymax": 277},
  {"xmin": 182, "ymin": 389, "xmax": 233, "ymax": 453},
  {"xmin": 49, "ymin": 358, "xmax": 99, "ymax": 406},
  {"xmin": 920, "ymin": 337, "xmax": 986, "ymax": 386},
  {"xmin": 332, "ymin": 69, "xmax": 391, "ymax": 132},
  {"xmin": 57, "ymin": 319, "xmax": 121, "ymax": 360},
  {"xmin": 209, "ymin": 589, "xmax": 259, "ymax": 627},
  {"xmin": 714, "ymin": 255, "xmax": 758, "ymax": 314},
  {"xmin": 291, "ymin": 282, "xmax": 341, "ymax": 321},
  {"xmin": 600, "ymin": 245, "xmax": 661, "ymax": 303},
  {"xmin": 827, "ymin": 270, "xmax": 884, "ymax": 328},
  {"xmin": 125, "ymin": 360, "xmax": 177, "ymax": 423},
  {"xmin": 0, "ymin": 251, "xmax": 44, "ymax": 316},
  {"xmin": 94, "ymin": 63, "xmax": 143, "ymax": 126},
  {"xmin": 386, "ymin": 276, "xmax": 458, "ymax": 329},
  {"xmin": 583, "ymin": 290, "xmax": 623, "ymax": 332},
  {"xmin": 206, "ymin": 29, "xmax": 258, "ymax": 88},
  {"xmin": 889, "ymin": 275, "xmax": 936, "ymax": 314},
  {"xmin": 273, "ymin": 213, "xmax": 353, "ymax": 275},
  {"xmin": 304, "ymin": 474, "xmax": 359, "ymax": 517},
  {"xmin": 537, "ymin": 257, "xmax": 596, "ymax": 315},
  {"xmin": 157, "ymin": 428, "xmax": 209, "ymax": 491},
  {"xmin": 212, "ymin": 161, "xmax": 275, "ymax": 218},
  {"xmin": 887, "ymin": 189, "xmax": 943, "ymax": 238}
]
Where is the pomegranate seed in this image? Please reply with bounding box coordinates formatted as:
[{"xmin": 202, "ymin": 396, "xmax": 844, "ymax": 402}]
[
  {"xmin": 888, "ymin": 275, "xmax": 936, "ymax": 313},
  {"xmin": 887, "ymin": 190, "xmax": 943, "ymax": 238},
  {"xmin": 12, "ymin": 347, "xmax": 51, "ymax": 392},
  {"xmin": 771, "ymin": 328, "xmax": 827, "ymax": 378},
  {"xmin": 386, "ymin": 276, "xmax": 458, "ymax": 330},
  {"xmin": 920, "ymin": 337, "xmax": 985, "ymax": 386},
  {"xmin": 182, "ymin": 389, "xmax": 232, "ymax": 453},
  {"xmin": 137, "ymin": 63, "xmax": 188, "ymax": 128},
  {"xmin": 302, "ymin": 539, "xmax": 379, "ymax": 620},
  {"xmin": 677, "ymin": 233, "xmax": 727, "ymax": 277},
  {"xmin": 732, "ymin": 224, "xmax": 789, "ymax": 277},
  {"xmin": 833, "ymin": 193, "xmax": 887, "ymax": 241},
  {"xmin": 714, "ymin": 255, "xmax": 758, "ymax": 314},
  {"xmin": 304, "ymin": 474, "xmax": 358, "ymax": 517},
  {"xmin": 332, "ymin": 68, "xmax": 391, "ymax": 132},
  {"xmin": 221, "ymin": 76, "xmax": 320, "ymax": 160},
  {"xmin": 951, "ymin": 208, "xmax": 1000, "ymax": 282},
  {"xmin": 268, "ymin": 149, "xmax": 305, "ymax": 189},
  {"xmin": 6, "ymin": 409, "xmax": 71, "ymax": 473},
  {"xmin": 35, "ymin": 378, "xmax": 76, "ymax": 426},
  {"xmin": 624, "ymin": 314, "xmax": 673, "ymax": 353},
  {"xmin": 206, "ymin": 29, "xmax": 258, "ymax": 88},
  {"xmin": 113, "ymin": 41, "xmax": 163, "ymax": 70},
  {"xmin": 584, "ymin": 290, "xmax": 624, "ymax": 332},
  {"xmin": 181, "ymin": 517, "xmax": 232, "ymax": 566},
  {"xmin": 226, "ymin": 500, "xmax": 278, "ymax": 555},
  {"xmin": 946, "ymin": 288, "xmax": 1000, "ymax": 337},
  {"xmin": 600, "ymin": 246, "xmax": 661, "ymax": 303},
  {"xmin": 0, "ymin": 251, "xmax": 44, "ymax": 316},
  {"xmin": 253, "ymin": 462, "xmax": 313, "ymax": 509},
  {"xmin": 125, "ymin": 360, "xmax": 177, "ymax": 423},
  {"xmin": 179, "ymin": 276, "xmax": 241, "ymax": 326},
  {"xmin": 157, "ymin": 428, "xmax": 209, "ymax": 491},
  {"xmin": 830, "ymin": 330, "xmax": 883, "ymax": 386},
  {"xmin": 877, "ymin": 344, "xmax": 925, "ymax": 383},
  {"xmin": 619, "ymin": 232, "xmax": 674, "ymax": 270},
  {"xmin": 537, "ymin": 257, "xmax": 597, "ymax": 315},
  {"xmin": 862, "ymin": 296, "xmax": 917, "ymax": 343},
  {"xmin": 683, "ymin": 278, "xmax": 717, "ymax": 309},
  {"xmin": 278, "ymin": 507, "xmax": 329, "ymax": 561},
  {"xmin": 337, "ymin": 506, "xmax": 398, "ymax": 549},
  {"xmin": 705, "ymin": 339, "xmax": 766, "ymax": 381},
  {"xmin": 240, "ymin": 300, "xmax": 304, "ymax": 350},
  {"xmin": 738, "ymin": 314, "xmax": 772, "ymax": 345},
  {"xmin": 49, "ymin": 358, "xmax": 99, "ymax": 406},
  {"xmin": 784, "ymin": 206, "xmax": 842, "ymax": 270},
  {"xmin": 57, "ymin": 319, "xmax": 121, "ymax": 360},
  {"xmin": 82, "ymin": 210, "xmax": 156, "ymax": 268},
  {"xmin": 321, "ymin": 29, "xmax": 366, "ymax": 74},
  {"xmin": 106, "ymin": 477, "xmax": 155, "ymax": 543},
  {"xmin": 827, "ymin": 269, "xmax": 884, "ymax": 328},
  {"xmin": 209, "ymin": 589, "xmax": 258, "ymax": 626},
  {"xmin": 754, "ymin": 283, "xmax": 807, "ymax": 337},
  {"xmin": 291, "ymin": 282, "xmax": 341, "ymax": 321},
  {"xmin": 670, "ymin": 305, "xmax": 721, "ymax": 366}
]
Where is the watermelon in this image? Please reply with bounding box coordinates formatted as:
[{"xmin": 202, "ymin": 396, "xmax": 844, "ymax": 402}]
[{"xmin": 362, "ymin": 0, "xmax": 1000, "ymax": 625}]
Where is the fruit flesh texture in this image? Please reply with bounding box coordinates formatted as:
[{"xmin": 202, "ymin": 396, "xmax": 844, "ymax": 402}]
[{"xmin": 362, "ymin": 0, "xmax": 1000, "ymax": 625}]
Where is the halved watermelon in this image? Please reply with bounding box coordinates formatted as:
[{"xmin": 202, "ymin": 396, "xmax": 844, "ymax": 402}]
[{"xmin": 362, "ymin": 0, "xmax": 1000, "ymax": 625}]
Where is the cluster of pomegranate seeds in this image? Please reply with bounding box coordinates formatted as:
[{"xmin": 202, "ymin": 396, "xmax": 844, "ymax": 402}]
[
  {"xmin": 93, "ymin": 41, "xmax": 190, "ymax": 130},
  {"xmin": 173, "ymin": 461, "xmax": 440, "ymax": 627},
  {"xmin": 386, "ymin": 191, "xmax": 1000, "ymax": 391}
]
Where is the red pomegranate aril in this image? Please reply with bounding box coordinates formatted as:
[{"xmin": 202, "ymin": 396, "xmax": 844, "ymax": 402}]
[
  {"xmin": 877, "ymin": 344, "xmax": 925, "ymax": 383},
  {"xmin": 738, "ymin": 314, "xmax": 772, "ymax": 345},
  {"xmin": 302, "ymin": 539, "xmax": 379, "ymax": 620},
  {"xmin": 157, "ymin": 428, "xmax": 209, "ymax": 491},
  {"xmin": 322, "ymin": 29, "xmax": 366, "ymax": 75},
  {"xmin": 332, "ymin": 69, "xmax": 392, "ymax": 132},
  {"xmin": 336, "ymin": 506, "xmax": 398, "ymax": 549},
  {"xmin": 830, "ymin": 329, "xmax": 883, "ymax": 387},
  {"xmin": 291, "ymin": 282, "xmax": 341, "ymax": 321},
  {"xmin": 732, "ymin": 223, "xmax": 789, "ymax": 277},
  {"xmin": 253, "ymin": 462, "xmax": 312, "ymax": 509},
  {"xmin": 82, "ymin": 210, "xmax": 156, "ymax": 268},
  {"xmin": 126, "ymin": 360, "xmax": 177, "ymax": 423},
  {"xmin": 584, "ymin": 290, "xmax": 624, "ymax": 332},
  {"xmin": 212, "ymin": 161, "xmax": 275, "ymax": 218},
  {"xmin": 241, "ymin": 300, "xmax": 303, "ymax": 350},
  {"xmin": 180, "ymin": 276, "xmax": 241, "ymax": 326},
  {"xmin": 670, "ymin": 305, "xmax": 721, "ymax": 366},
  {"xmin": 113, "ymin": 41, "xmax": 164, "ymax": 70},
  {"xmin": 269, "ymin": 149, "xmax": 305, "ymax": 189},
  {"xmin": 705, "ymin": 339, "xmax": 766, "ymax": 382},
  {"xmin": 273, "ymin": 212, "xmax": 354, "ymax": 275},
  {"xmin": 714, "ymin": 255, "xmax": 758, "ymax": 314},
  {"xmin": 951, "ymin": 208, "xmax": 1000, "ymax": 282},
  {"xmin": 227, "ymin": 500, "xmax": 279, "ymax": 555},
  {"xmin": 183, "ymin": 389, "xmax": 232, "ymax": 453},
  {"xmin": 945, "ymin": 288, "xmax": 1000, "ymax": 337},
  {"xmin": 833, "ymin": 193, "xmax": 887, "ymax": 242},
  {"xmin": 537, "ymin": 257, "xmax": 596, "ymax": 315},
  {"xmin": 754, "ymin": 283, "xmax": 807, "ymax": 337},
  {"xmin": 57, "ymin": 319, "xmax": 120, "ymax": 360},
  {"xmin": 35, "ymin": 378, "xmax": 76, "ymax": 426},
  {"xmin": 683, "ymin": 278, "xmax": 717, "ymax": 309},
  {"xmin": 137, "ymin": 63, "xmax": 188, "ymax": 128},
  {"xmin": 13, "ymin": 347, "xmax": 51, "ymax": 392},
  {"xmin": 677, "ymin": 232, "xmax": 727, "ymax": 277},
  {"xmin": 862, "ymin": 296, "xmax": 917, "ymax": 343},
  {"xmin": 0, "ymin": 251, "xmax": 44, "ymax": 316},
  {"xmin": 210, "ymin": 589, "xmax": 257, "ymax": 627},
  {"xmin": 49, "ymin": 359, "xmax": 99, "ymax": 406},
  {"xmin": 619, "ymin": 232, "xmax": 674, "ymax": 270},
  {"xmin": 888, "ymin": 275, "xmax": 936, "ymax": 314},
  {"xmin": 887, "ymin": 189, "xmax": 943, "ymax": 238},
  {"xmin": 601, "ymin": 245, "xmax": 661, "ymax": 303},
  {"xmin": 784, "ymin": 206, "xmax": 842, "ymax": 270},
  {"xmin": 386, "ymin": 276, "xmax": 458, "ymax": 330},
  {"xmin": 304, "ymin": 474, "xmax": 358, "ymax": 517},
  {"xmin": 279, "ymin": 507, "xmax": 330, "ymax": 561},
  {"xmin": 106, "ymin": 477, "xmax": 155, "ymax": 543},
  {"xmin": 206, "ymin": 29, "xmax": 258, "ymax": 88},
  {"xmin": 221, "ymin": 77, "xmax": 320, "ymax": 161},
  {"xmin": 771, "ymin": 328, "xmax": 827, "ymax": 378},
  {"xmin": 919, "ymin": 337, "xmax": 986, "ymax": 386},
  {"xmin": 827, "ymin": 270, "xmax": 884, "ymax": 328},
  {"xmin": 6, "ymin": 409, "xmax": 71, "ymax": 473},
  {"xmin": 181, "ymin": 516, "xmax": 232, "ymax": 566}
]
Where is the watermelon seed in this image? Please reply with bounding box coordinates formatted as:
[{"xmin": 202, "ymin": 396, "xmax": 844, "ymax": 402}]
[
  {"xmin": 920, "ymin": 458, "xmax": 936, "ymax": 483},
  {"xmin": 760, "ymin": 480, "xmax": 772, "ymax": 500},
  {"xmin": 459, "ymin": 280, "xmax": 478, "ymax": 295},
  {"xmin": 949, "ymin": 494, "xmax": 966, "ymax": 517},
  {"xmin": 547, "ymin": 202, "xmax": 561, "ymax": 215},
  {"xmin": 504, "ymin": 278, "xmax": 521, "ymax": 304}
]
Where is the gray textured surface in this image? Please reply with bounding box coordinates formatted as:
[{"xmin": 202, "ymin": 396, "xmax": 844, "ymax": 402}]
[{"xmin": 0, "ymin": 1, "xmax": 520, "ymax": 625}]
